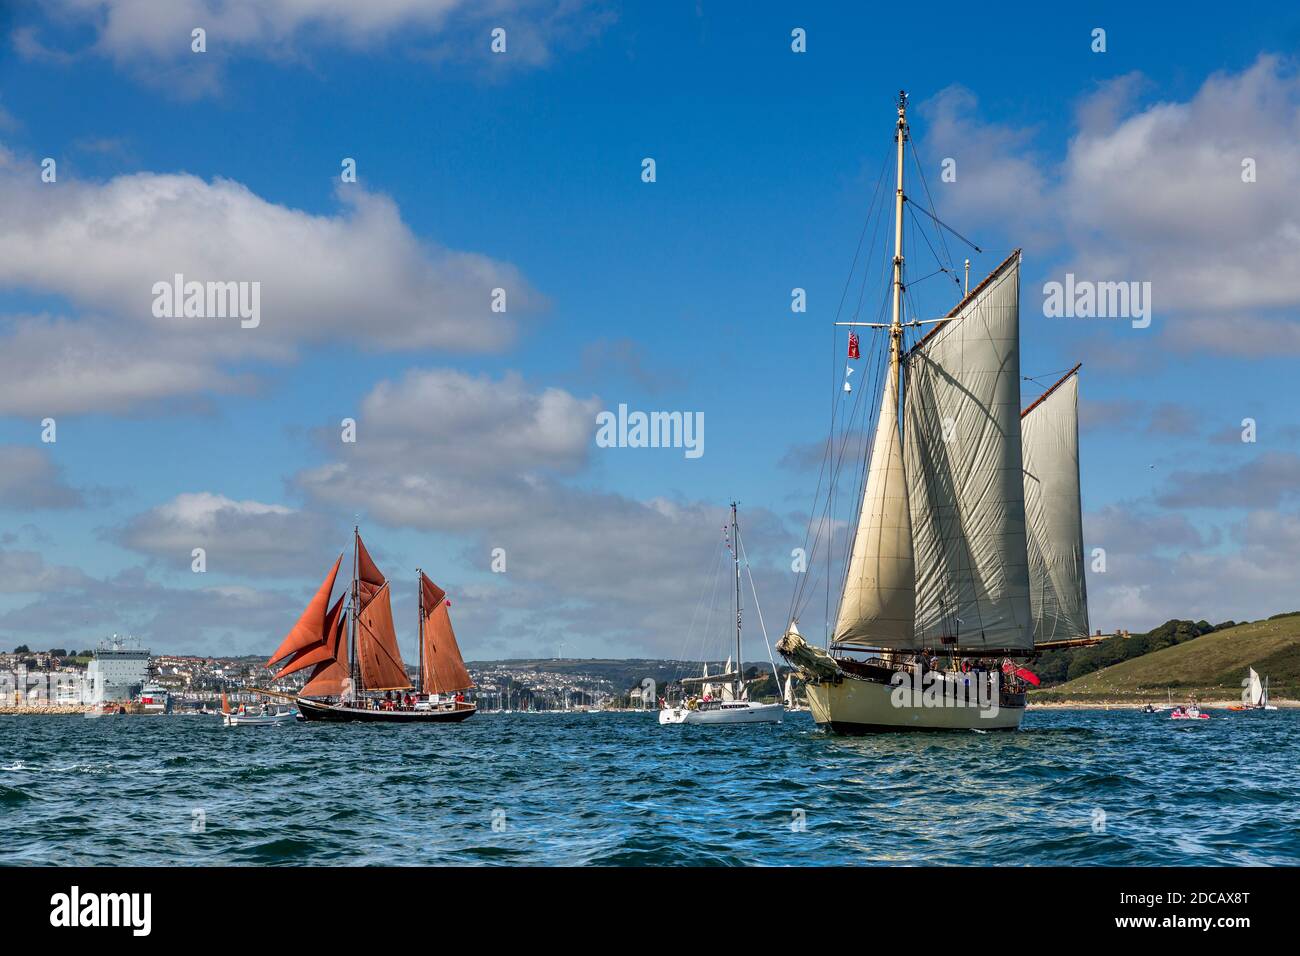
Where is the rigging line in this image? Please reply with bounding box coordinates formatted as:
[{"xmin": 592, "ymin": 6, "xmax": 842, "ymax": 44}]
[
  {"xmin": 906, "ymin": 205, "xmax": 964, "ymax": 295},
  {"xmin": 905, "ymin": 199, "xmax": 982, "ymax": 254},
  {"xmin": 795, "ymin": 321, "xmax": 889, "ymax": 632},
  {"xmin": 790, "ymin": 155, "xmax": 892, "ymax": 625},
  {"xmin": 671, "ymin": 542, "xmax": 726, "ymax": 689},
  {"xmin": 832, "ymin": 146, "xmax": 894, "ymax": 325},
  {"xmin": 737, "ymin": 533, "xmax": 782, "ymax": 690},
  {"xmin": 829, "ymin": 328, "xmax": 888, "ymax": 622},
  {"xmin": 908, "ymin": 138, "xmax": 958, "ymax": 274},
  {"xmin": 800, "ymin": 207, "xmax": 893, "ymax": 629},
  {"xmin": 799, "ymin": 151, "xmax": 891, "ymax": 622},
  {"xmin": 1022, "ymin": 369, "xmax": 1073, "ymax": 386}
]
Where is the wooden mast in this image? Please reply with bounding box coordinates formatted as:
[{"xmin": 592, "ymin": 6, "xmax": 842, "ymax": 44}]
[
  {"xmin": 350, "ymin": 525, "xmax": 360, "ymax": 700},
  {"xmin": 417, "ymin": 566, "xmax": 424, "ymax": 697}
]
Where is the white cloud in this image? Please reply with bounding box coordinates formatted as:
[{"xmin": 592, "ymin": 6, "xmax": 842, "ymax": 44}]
[
  {"xmin": 0, "ymin": 148, "xmax": 540, "ymax": 413},
  {"xmin": 111, "ymin": 492, "xmax": 342, "ymax": 576},
  {"xmin": 296, "ymin": 368, "xmax": 794, "ymax": 655},
  {"xmin": 1084, "ymin": 502, "xmax": 1300, "ymax": 632},
  {"xmin": 27, "ymin": 1, "xmax": 613, "ymax": 94},
  {"xmin": 919, "ymin": 57, "xmax": 1300, "ymax": 355}
]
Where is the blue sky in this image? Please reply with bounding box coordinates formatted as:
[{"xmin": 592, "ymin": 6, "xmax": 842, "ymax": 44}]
[{"xmin": 1, "ymin": 1, "xmax": 1298, "ymax": 660}]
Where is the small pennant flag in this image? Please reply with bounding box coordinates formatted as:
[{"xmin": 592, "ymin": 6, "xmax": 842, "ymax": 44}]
[{"xmin": 848, "ymin": 332, "xmax": 860, "ymax": 360}]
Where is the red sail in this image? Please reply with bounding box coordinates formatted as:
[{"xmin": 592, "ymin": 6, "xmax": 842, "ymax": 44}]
[
  {"xmin": 267, "ymin": 553, "xmax": 343, "ymax": 668},
  {"xmin": 356, "ymin": 534, "xmax": 386, "ymax": 610},
  {"xmin": 420, "ymin": 572, "xmax": 446, "ymax": 614},
  {"xmin": 421, "ymin": 575, "xmax": 473, "ymax": 695},
  {"xmin": 356, "ymin": 581, "xmax": 411, "ymax": 690},
  {"xmin": 274, "ymin": 594, "xmax": 344, "ymax": 679},
  {"xmin": 299, "ymin": 608, "xmax": 350, "ymax": 698}
]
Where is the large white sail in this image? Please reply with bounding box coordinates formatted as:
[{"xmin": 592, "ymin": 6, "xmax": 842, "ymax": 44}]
[
  {"xmin": 1022, "ymin": 371, "xmax": 1091, "ymax": 642},
  {"xmin": 833, "ymin": 343, "xmax": 916, "ymax": 647},
  {"xmin": 903, "ymin": 252, "xmax": 1033, "ymax": 652},
  {"xmin": 1247, "ymin": 667, "xmax": 1264, "ymax": 707}
]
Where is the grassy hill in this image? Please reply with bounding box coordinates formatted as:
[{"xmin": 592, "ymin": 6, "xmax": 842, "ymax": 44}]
[{"xmin": 1033, "ymin": 613, "xmax": 1300, "ymax": 702}]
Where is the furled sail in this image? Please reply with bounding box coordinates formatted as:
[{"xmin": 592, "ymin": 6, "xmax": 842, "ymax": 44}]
[
  {"xmin": 903, "ymin": 251, "xmax": 1033, "ymax": 652},
  {"xmin": 355, "ymin": 581, "xmax": 412, "ymax": 690},
  {"xmin": 299, "ymin": 604, "xmax": 350, "ymax": 698},
  {"xmin": 273, "ymin": 595, "xmax": 345, "ymax": 679},
  {"xmin": 267, "ymin": 553, "xmax": 343, "ymax": 667},
  {"xmin": 1021, "ymin": 369, "xmax": 1090, "ymax": 643},
  {"xmin": 420, "ymin": 573, "xmax": 473, "ymax": 695},
  {"xmin": 834, "ymin": 339, "xmax": 915, "ymax": 647}
]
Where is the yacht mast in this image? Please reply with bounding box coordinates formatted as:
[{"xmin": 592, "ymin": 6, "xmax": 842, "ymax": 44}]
[{"xmin": 732, "ymin": 501, "xmax": 742, "ymax": 696}]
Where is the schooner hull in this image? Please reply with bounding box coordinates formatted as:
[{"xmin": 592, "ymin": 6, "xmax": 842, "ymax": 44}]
[
  {"xmin": 296, "ymin": 697, "xmax": 476, "ymax": 723},
  {"xmin": 806, "ymin": 678, "xmax": 1024, "ymax": 733}
]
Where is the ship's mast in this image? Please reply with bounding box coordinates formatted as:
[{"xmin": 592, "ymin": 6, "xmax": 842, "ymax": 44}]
[
  {"xmin": 889, "ymin": 90, "xmax": 908, "ymax": 383},
  {"xmin": 417, "ymin": 567, "xmax": 424, "ymax": 697},
  {"xmin": 732, "ymin": 501, "xmax": 742, "ymax": 696},
  {"xmin": 349, "ymin": 525, "xmax": 360, "ymax": 699}
]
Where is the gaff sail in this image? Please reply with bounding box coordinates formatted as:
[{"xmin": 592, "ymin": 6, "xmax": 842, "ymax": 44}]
[
  {"xmin": 355, "ymin": 581, "xmax": 412, "ymax": 691},
  {"xmin": 1021, "ymin": 367, "xmax": 1090, "ymax": 643},
  {"xmin": 273, "ymin": 594, "xmax": 345, "ymax": 679},
  {"xmin": 267, "ymin": 553, "xmax": 343, "ymax": 667},
  {"xmin": 299, "ymin": 606, "xmax": 350, "ymax": 698},
  {"xmin": 420, "ymin": 572, "xmax": 473, "ymax": 695},
  {"xmin": 903, "ymin": 251, "xmax": 1034, "ymax": 653}
]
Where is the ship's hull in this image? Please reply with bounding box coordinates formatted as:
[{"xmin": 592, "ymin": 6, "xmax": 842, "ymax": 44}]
[
  {"xmin": 807, "ymin": 675, "xmax": 1024, "ymax": 733},
  {"xmin": 658, "ymin": 701, "xmax": 783, "ymax": 725},
  {"xmin": 296, "ymin": 697, "xmax": 476, "ymax": 723}
]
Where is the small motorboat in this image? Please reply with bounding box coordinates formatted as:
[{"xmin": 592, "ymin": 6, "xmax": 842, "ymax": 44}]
[
  {"xmin": 220, "ymin": 693, "xmax": 296, "ymax": 727},
  {"xmin": 1170, "ymin": 704, "xmax": 1209, "ymax": 720}
]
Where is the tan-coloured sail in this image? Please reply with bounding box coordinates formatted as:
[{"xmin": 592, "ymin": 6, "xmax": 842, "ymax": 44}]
[
  {"xmin": 1021, "ymin": 369, "xmax": 1090, "ymax": 643},
  {"xmin": 834, "ymin": 340, "xmax": 915, "ymax": 647},
  {"xmin": 267, "ymin": 553, "xmax": 343, "ymax": 667},
  {"xmin": 274, "ymin": 595, "xmax": 345, "ymax": 679},
  {"xmin": 300, "ymin": 608, "xmax": 350, "ymax": 698},
  {"xmin": 904, "ymin": 251, "xmax": 1033, "ymax": 652},
  {"xmin": 421, "ymin": 595, "xmax": 474, "ymax": 695},
  {"xmin": 355, "ymin": 581, "xmax": 412, "ymax": 690}
]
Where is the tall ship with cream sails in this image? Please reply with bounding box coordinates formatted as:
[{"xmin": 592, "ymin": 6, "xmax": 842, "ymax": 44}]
[
  {"xmin": 777, "ymin": 92, "xmax": 1101, "ymax": 733},
  {"xmin": 267, "ymin": 528, "xmax": 476, "ymax": 723}
]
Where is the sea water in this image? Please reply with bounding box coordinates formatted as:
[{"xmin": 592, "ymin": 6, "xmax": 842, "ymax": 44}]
[{"xmin": 1, "ymin": 709, "xmax": 1296, "ymax": 866}]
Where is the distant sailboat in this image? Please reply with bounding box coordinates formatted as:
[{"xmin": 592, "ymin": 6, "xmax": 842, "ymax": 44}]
[
  {"xmin": 660, "ymin": 503, "xmax": 783, "ymax": 726},
  {"xmin": 1229, "ymin": 667, "xmax": 1277, "ymax": 711},
  {"xmin": 777, "ymin": 92, "xmax": 1101, "ymax": 734},
  {"xmin": 783, "ymin": 674, "xmax": 808, "ymax": 712},
  {"xmin": 268, "ymin": 527, "xmax": 476, "ymax": 723}
]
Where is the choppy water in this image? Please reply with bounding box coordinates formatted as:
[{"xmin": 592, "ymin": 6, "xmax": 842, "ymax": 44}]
[{"xmin": 2, "ymin": 709, "xmax": 1297, "ymax": 866}]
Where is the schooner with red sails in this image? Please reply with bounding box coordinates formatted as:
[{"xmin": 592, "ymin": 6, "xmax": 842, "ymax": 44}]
[{"xmin": 266, "ymin": 528, "xmax": 476, "ymax": 723}]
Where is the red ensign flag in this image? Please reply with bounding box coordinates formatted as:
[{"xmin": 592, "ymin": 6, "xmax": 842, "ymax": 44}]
[{"xmin": 847, "ymin": 332, "xmax": 860, "ymax": 360}]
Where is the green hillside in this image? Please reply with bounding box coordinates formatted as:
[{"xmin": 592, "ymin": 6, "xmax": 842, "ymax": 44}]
[
  {"xmin": 1033, "ymin": 613, "xmax": 1300, "ymax": 702},
  {"xmin": 1033, "ymin": 618, "xmax": 1232, "ymax": 685}
]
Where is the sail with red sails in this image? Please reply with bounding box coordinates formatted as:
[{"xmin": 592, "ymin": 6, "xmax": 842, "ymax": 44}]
[{"xmin": 266, "ymin": 528, "xmax": 476, "ymax": 723}]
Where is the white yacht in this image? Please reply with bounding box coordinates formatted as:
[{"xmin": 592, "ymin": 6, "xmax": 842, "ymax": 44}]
[{"xmin": 659, "ymin": 503, "xmax": 783, "ymax": 726}]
